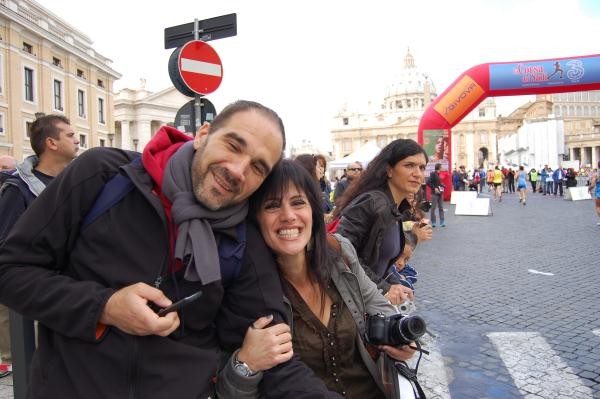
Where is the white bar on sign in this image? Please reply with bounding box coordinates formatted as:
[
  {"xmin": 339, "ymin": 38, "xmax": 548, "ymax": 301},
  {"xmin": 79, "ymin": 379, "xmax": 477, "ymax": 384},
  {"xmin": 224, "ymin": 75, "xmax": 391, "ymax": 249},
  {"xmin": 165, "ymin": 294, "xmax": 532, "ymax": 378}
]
[
  {"xmin": 181, "ymin": 58, "xmax": 222, "ymax": 77},
  {"xmin": 488, "ymin": 332, "xmax": 593, "ymax": 398}
]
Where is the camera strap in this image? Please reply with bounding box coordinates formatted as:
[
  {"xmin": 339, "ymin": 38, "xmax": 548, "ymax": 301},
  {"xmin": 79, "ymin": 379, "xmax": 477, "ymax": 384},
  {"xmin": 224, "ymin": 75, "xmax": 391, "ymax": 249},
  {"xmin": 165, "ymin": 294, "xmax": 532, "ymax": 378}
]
[{"xmin": 393, "ymin": 360, "xmax": 427, "ymax": 399}]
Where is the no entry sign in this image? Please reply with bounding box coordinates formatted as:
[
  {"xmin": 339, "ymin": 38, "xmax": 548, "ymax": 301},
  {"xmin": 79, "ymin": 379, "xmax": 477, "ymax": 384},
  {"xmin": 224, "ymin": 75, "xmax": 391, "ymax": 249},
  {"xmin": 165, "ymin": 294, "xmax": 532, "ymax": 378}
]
[{"xmin": 175, "ymin": 40, "xmax": 223, "ymax": 95}]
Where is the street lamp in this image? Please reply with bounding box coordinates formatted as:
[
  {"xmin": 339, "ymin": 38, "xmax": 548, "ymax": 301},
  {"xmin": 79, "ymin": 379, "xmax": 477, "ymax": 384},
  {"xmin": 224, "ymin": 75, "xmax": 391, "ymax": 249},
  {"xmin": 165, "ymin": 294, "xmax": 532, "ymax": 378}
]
[
  {"xmin": 132, "ymin": 138, "xmax": 139, "ymax": 152},
  {"xmin": 107, "ymin": 133, "xmax": 114, "ymax": 147}
]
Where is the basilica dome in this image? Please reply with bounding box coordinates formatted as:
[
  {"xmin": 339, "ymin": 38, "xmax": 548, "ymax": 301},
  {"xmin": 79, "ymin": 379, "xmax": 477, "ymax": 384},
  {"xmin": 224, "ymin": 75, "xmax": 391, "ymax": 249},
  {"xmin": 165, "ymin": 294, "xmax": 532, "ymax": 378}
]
[{"xmin": 383, "ymin": 50, "xmax": 437, "ymax": 114}]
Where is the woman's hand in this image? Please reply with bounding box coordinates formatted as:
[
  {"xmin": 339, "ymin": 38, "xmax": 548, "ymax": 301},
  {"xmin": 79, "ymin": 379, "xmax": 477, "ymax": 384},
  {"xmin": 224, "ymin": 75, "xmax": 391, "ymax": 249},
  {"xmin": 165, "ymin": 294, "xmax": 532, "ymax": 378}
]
[
  {"xmin": 237, "ymin": 315, "xmax": 294, "ymax": 372},
  {"xmin": 379, "ymin": 342, "xmax": 416, "ymax": 361},
  {"xmin": 384, "ymin": 284, "xmax": 415, "ymax": 304}
]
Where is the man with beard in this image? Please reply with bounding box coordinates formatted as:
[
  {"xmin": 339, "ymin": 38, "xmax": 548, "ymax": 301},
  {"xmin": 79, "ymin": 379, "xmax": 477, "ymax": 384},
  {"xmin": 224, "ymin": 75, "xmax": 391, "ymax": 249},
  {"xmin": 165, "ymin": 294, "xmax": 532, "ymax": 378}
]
[{"xmin": 0, "ymin": 101, "xmax": 340, "ymax": 398}]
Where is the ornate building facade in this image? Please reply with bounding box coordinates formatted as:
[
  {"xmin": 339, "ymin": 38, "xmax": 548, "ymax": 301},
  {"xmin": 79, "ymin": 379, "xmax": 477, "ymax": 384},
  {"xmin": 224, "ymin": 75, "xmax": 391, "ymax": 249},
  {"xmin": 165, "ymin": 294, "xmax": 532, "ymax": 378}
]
[
  {"xmin": 0, "ymin": 0, "xmax": 121, "ymax": 160},
  {"xmin": 539, "ymin": 91, "xmax": 600, "ymax": 168},
  {"xmin": 114, "ymin": 81, "xmax": 190, "ymax": 151},
  {"xmin": 331, "ymin": 50, "xmax": 600, "ymax": 171}
]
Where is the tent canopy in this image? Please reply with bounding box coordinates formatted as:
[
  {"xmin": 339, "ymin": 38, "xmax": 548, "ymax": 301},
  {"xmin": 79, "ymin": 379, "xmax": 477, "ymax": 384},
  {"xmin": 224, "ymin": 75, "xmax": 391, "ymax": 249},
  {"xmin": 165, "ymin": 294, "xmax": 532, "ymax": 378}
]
[{"xmin": 328, "ymin": 141, "xmax": 382, "ymax": 169}]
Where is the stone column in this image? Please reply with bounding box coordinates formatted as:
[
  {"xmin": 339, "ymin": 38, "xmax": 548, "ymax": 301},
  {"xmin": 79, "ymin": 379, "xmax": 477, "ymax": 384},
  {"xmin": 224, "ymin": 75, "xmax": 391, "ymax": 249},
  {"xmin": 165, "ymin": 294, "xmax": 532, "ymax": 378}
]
[
  {"xmin": 137, "ymin": 120, "xmax": 152, "ymax": 152},
  {"xmin": 120, "ymin": 120, "xmax": 130, "ymax": 150},
  {"xmin": 592, "ymin": 146, "xmax": 598, "ymax": 169},
  {"xmin": 466, "ymin": 132, "xmax": 474, "ymax": 169}
]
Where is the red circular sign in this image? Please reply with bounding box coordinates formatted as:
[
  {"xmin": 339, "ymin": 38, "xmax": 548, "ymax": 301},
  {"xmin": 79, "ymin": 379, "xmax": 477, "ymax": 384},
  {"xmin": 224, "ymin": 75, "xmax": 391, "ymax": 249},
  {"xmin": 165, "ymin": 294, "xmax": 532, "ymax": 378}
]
[{"xmin": 178, "ymin": 40, "xmax": 223, "ymax": 95}]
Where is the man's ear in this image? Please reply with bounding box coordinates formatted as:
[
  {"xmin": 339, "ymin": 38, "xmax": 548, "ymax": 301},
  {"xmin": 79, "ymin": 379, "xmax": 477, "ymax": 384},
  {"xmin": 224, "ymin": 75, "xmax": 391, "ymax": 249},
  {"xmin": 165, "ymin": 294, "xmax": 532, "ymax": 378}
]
[
  {"xmin": 45, "ymin": 136, "xmax": 58, "ymax": 152},
  {"xmin": 193, "ymin": 122, "xmax": 211, "ymax": 149}
]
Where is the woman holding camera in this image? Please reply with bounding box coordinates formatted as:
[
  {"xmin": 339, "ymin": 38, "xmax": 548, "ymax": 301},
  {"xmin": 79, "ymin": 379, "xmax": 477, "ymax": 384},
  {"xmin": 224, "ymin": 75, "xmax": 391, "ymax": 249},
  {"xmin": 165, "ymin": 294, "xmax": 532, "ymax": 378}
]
[
  {"xmin": 332, "ymin": 139, "xmax": 429, "ymax": 304},
  {"xmin": 224, "ymin": 160, "xmax": 415, "ymax": 398}
]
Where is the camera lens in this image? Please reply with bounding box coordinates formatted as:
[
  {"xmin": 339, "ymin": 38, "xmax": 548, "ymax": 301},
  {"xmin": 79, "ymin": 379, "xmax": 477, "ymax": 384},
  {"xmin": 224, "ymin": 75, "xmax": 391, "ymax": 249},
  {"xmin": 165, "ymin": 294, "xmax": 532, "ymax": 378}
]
[{"xmin": 392, "ymin": 315, "xmax": 427, "ymax": 345}]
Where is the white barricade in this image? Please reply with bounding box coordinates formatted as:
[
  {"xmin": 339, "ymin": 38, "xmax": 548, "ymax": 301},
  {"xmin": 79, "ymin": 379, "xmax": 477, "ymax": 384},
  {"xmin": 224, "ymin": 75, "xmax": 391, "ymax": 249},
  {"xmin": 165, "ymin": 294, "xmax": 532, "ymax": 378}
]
[
  {"xmin": 565, "ymin": 186, "xmax": 592, "ymax": 201},
  {"xmin": 450, "ymin": 191, "xmax": 478, "ymax": 205},
  {"xmin": 455, "ymin": 198, "xmax": 491, "ymax": 216}
]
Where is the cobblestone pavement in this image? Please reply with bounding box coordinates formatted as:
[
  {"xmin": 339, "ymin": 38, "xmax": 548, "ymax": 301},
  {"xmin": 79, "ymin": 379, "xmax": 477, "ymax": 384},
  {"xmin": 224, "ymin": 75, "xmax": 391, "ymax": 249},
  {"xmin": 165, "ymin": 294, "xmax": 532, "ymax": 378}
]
[
  {"xmin": 413, "ymin": 190, "xmax": 600, "ymax": 399},
  {"xmin": 0, "ymin": 190, "xmax": 597, "ymax": 398}
]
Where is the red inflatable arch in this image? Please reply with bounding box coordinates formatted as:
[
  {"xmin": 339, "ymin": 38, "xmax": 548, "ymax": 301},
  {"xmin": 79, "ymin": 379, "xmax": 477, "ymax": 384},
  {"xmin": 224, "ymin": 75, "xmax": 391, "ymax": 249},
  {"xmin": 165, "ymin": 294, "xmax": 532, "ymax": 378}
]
[{"xmin": 418, "ymin": 54, "xmax": 600, "ymax": 200}]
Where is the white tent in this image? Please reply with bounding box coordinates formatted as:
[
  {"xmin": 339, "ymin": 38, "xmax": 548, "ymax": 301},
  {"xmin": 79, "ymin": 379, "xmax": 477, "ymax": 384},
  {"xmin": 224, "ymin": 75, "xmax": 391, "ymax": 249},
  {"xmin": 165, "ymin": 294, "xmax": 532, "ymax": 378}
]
[{"xmin": 328, "ymin": 141, "xmax": 382, "ymax": 169}]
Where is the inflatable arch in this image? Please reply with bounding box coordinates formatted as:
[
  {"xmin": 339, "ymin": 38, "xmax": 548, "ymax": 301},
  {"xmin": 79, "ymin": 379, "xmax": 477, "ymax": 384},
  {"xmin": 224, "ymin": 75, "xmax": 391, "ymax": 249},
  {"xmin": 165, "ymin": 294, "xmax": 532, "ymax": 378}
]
[{"xmin": 417, "ymin": 54, "xmax": 600, "ymax": 200}]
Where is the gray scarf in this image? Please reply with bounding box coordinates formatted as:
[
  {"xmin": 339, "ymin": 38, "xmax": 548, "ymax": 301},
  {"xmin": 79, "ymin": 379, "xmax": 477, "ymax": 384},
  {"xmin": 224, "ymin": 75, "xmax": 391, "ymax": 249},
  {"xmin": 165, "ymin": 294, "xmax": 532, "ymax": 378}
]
[{"xmin": 162, "ymin": 141, "xmax": 248, "ymax": 284}]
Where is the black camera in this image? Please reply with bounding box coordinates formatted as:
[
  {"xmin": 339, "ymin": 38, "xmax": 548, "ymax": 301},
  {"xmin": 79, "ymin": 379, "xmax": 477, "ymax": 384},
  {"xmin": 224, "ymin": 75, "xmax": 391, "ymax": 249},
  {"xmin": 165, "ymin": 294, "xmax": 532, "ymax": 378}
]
[
  {"xmin": 418, "ymin": 201, "xmax": 432, "ymax": 212},
  {"xmin": 366, "ymin": 313, "xmax": 426, "ymax": 346}
]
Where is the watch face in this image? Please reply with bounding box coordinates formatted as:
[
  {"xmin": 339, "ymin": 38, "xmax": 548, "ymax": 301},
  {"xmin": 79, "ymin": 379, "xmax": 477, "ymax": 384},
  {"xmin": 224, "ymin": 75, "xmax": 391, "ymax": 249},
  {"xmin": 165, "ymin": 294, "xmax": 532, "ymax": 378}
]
[{"xmin": 234, "ymin": 362, "xmax": 252, "ymax": 377}]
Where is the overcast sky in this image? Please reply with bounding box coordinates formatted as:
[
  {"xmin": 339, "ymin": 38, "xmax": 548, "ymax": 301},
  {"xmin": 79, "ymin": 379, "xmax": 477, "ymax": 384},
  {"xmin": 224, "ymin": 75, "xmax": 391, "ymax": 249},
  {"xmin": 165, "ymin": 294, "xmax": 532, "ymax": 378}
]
[{"xmin": 36, "ymin": 0, "xmax": 600, "ymax": 151}]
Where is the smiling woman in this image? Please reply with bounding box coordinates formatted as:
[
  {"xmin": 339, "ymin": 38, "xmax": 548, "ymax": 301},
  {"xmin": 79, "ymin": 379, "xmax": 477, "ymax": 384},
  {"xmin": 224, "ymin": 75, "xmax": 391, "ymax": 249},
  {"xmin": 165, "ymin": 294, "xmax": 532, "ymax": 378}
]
[{"xmin": 225, "ymin": 159, "xmax": 415, "ymax": 398}]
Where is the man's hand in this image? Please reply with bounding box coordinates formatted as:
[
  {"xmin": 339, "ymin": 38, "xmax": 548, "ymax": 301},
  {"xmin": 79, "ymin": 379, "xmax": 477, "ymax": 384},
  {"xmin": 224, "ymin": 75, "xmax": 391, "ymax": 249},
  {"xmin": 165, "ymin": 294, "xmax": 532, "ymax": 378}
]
[
  {"xmin": 384, "ymin": 284, "xmax": 415, "ymax": 305},
  {"xmin": 237, "ymin": 315, "xmax": 293, "ymax": 372},
  {"xmin": 100, "ymin": 282, "xmax": 180, "ymax": 337}
]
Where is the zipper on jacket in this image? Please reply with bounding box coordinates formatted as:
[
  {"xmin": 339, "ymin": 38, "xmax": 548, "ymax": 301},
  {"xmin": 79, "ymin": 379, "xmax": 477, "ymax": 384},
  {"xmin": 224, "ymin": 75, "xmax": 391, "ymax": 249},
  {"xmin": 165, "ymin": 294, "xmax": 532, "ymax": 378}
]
[
  {"xmin": 128, "ymin": 337, "xmax": 139, "ymax": 399},
  {"xmin": 153, "ymin": 275, "xmax": 163, "ymax": 288}
]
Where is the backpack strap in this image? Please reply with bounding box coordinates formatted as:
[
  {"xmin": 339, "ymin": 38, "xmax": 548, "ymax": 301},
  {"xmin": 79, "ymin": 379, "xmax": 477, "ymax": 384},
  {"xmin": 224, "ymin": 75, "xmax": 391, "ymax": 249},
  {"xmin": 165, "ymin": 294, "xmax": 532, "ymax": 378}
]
[{"xmin": 81, "ymin": 170, "xmax": 136, "ymax": 231}]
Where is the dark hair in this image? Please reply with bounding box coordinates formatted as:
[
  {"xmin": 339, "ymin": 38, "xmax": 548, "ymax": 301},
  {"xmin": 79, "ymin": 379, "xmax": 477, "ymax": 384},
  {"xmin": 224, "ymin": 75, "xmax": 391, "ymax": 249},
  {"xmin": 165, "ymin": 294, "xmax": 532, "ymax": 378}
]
[
  {"xmin": 434, "ymin": 163, "xmax": 441, "ymax": 171},
  {"xmin": 334, "ymin": 139, "xmax": 427, "ymax": 216},
  {"xmin": 404, "ymin": 230, "xmax": 418, "ymax": 249},
  {"xmin": 209, "ymin": 100, "xmax": 286, "ymax": 154},
  {"xmin": 314, "ymin": 154, "xmax": 327, "ymax": 170},
  {"xmin": 294, "ymin": 154, "xmax": 318, "ymax": 182},
  {"xmin": 249, "ymin": 159, "xmax": 331, "ymax": 314},
  {"xmin": 29, "ymin": 114, "xmax": 70, "ymax": 156}
]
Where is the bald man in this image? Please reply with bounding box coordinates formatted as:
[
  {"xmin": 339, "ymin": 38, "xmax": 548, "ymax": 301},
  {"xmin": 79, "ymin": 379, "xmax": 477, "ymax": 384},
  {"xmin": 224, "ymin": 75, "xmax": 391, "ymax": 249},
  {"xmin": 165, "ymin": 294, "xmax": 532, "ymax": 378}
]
[{"xmin": 0, "ymin": 155, "xmax": 16, "ymax": 170}]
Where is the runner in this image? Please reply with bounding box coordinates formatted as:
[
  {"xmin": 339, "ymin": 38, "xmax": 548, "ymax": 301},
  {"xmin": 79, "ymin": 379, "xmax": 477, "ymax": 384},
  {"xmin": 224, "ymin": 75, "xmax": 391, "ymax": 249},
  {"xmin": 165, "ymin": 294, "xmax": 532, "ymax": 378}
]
[{"xmin": 516, "ymin": 165, "xmax": 528, "ymax": 206}]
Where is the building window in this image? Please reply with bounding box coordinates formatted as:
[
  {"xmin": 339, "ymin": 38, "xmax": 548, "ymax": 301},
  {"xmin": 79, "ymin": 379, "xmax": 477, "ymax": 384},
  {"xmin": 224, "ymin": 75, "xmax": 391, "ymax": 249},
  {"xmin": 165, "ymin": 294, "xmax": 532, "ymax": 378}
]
[
  {"xmin": 99, "ymin": 138, "xmax": 105, "ymax": 147},
  {"xmin": 53, "ymin": 79, "xmax": 63, "ymax": 111},
  {"xmin": 78, "ymin": 89, "xmax": 86, "ymax": 118},
  {"xmin": 22, "ymin": 42, "xmax": 32, "ymax": 54},
  {"xmin": 25, "ymin": 121, "xmax": 33, "ymax": 138},
  {"xmin": 478, "ymin": 108, "xmax": 485, "ymax": 117},
  {"xmin": 395, "ymin": 100, "xmax": 402, "ymax": 109},
  {"xmin": 98, "ymin": 97, "xmax": 105, "ymax": 124},
  {"xmin": 342, "ymin": 117, "xmax": 349, "ymax": 126},
  {"xmin": 24, "ymin": 67, "xmax": 34, "ymax": 102},
  {"xmin": 0, "ymin": 113, "xmax": 4, "ymax": 135},
  {"xmin": 79, "ymin": 134, "xmax": 87, "ymax": 148},
  {"xmin": 52, "ymin": 57, "xmax": 62, "ymax": 68},
  {"xmin": 97, "ymin": 79, "xmax": 104, "ymax": 88},
  {"xmin": 77, "ymin": 69, "xmax": 85, "ymax": 79},
  {"xmin": 480, "ymin": 132, "xmax": 488, "ymax": 144},
  {"xmin": 342, "ymin": 139, "xmax": 352, "ymax": 152},
  {"xmin": 0, "ymin": 54, "xmax": 3, "ymax": 94}
]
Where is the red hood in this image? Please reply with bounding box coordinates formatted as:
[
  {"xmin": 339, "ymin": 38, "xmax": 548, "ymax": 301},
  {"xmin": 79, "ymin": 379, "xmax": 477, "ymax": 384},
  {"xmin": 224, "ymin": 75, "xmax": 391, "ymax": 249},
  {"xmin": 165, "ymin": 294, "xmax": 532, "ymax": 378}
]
[{"xmin": 142, "ymin": 126, "xmax": 193, "ymax": 189}]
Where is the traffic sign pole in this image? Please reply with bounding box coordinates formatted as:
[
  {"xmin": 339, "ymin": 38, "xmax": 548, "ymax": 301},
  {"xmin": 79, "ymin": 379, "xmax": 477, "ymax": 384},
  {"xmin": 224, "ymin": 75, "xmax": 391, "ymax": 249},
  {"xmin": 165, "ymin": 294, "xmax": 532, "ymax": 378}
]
[
  {"xmin": 193, "ymin": 18, "xmax": 202, "ymax": 132},
  {"xmin": 165, "ymin": 14, "xmax": 236, "ymax": 135}
]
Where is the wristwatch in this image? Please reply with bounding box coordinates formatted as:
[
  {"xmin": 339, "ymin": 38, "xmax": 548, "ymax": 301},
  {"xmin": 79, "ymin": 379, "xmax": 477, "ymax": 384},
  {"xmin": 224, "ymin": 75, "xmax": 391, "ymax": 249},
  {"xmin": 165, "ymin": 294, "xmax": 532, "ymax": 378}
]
[{"xmin": 233, "ymin": 354, "xmax": 257, "ymax": 377}]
